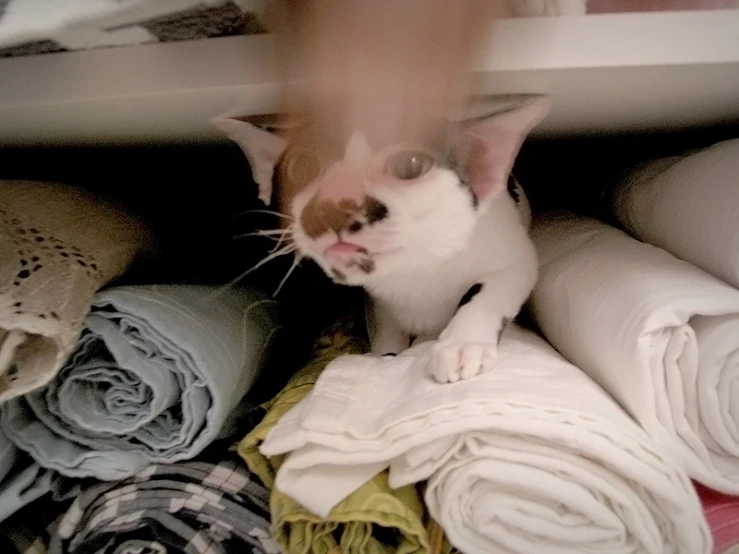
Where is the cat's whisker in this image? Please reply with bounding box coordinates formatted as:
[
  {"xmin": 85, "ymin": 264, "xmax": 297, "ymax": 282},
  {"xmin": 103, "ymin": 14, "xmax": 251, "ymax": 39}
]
[
  {"xmin": 204, "ymin": 243, "xmax": 297, "ymax": 301},
  {"xmin": 233, "ymin": 230, "xmax": 289, "ymax": 241},
  {"xmin": 273, "ymin": 253, "xmax": 304, "ymax": 297},
  {"xmin": 270, "ymin": 226, "xmax": 295, "ymax": 254},
  {"xmin": 253, "ymin": 243, "xmax": 296, "ymax": 265},
  {"xmin": 233, "ymin": 209, "xmax": 294, "ymax": 220},
  {"xmin": 237, "ymin": 225, "xmax": 291, "ymax": 235},
  {"xmin": 233, "ymin": 227, "xmax": 296, "ymax": 250}
]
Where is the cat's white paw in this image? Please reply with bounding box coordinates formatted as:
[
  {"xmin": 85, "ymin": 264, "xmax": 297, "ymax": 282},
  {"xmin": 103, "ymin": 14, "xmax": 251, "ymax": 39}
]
[{"xmin": 430, "ymin": 340, "xmax": 498, "ymax": 383}]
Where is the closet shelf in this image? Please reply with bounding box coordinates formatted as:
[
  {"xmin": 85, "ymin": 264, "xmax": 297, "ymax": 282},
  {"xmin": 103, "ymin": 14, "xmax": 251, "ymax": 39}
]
[{"xmin": 0, "ymin": 9, "xmax": 737, "ymax": 145}]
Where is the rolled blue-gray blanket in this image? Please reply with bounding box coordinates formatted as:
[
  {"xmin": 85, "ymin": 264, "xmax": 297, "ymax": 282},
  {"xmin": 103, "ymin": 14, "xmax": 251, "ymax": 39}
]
[{"xmin": 1, "ymin": 284, "xmax": 279, "ymax": 481}]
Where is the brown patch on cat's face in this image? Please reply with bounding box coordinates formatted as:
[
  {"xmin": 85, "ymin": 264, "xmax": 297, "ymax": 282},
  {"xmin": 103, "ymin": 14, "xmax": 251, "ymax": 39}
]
[
  {"xmin": 300, "ymin": 195, "xmax": 389, "ymax": 239},
  {"xmin": 272, "ymin": 125, "xmax": 347, "ymax": 227},
  {"xmin": 301, "ymin": 197, "xmax": 359, "ymax": 238}
]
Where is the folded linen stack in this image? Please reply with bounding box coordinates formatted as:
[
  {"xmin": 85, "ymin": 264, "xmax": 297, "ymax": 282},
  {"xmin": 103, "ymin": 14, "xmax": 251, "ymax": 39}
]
[
  {"xmin": 239, "ymin": 315, "xmax": 432, "ymax": 554},
  {"xmin": 258, "ymin": 324, "xmax": 711, "ymax": 554},
  {"xmin": 575, "ymin": 137, "xmax": 739, "ymax": 550},
  {"xmin": 530, "ymin": 207, "xmax": 739, "ymax": 499},
  {"xmin": 1, "ymin": 284, "xmax": 279, "ymax": 481}
]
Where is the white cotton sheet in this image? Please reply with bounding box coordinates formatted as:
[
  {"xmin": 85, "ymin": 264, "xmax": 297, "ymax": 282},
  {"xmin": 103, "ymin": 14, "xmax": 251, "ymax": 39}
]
[
  {"xmin": 531, "ymin": 212, "xmax": 739, "ymax": 495},
  {"xmin": 260, "ymin": 325, "xmax": 710, "ymax": 554}
]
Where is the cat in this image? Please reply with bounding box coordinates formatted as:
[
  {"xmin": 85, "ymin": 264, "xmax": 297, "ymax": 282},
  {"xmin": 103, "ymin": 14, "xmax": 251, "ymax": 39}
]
[{"xmin": 213, "ymin": 95, "xmax": 551, "ymax": 382}]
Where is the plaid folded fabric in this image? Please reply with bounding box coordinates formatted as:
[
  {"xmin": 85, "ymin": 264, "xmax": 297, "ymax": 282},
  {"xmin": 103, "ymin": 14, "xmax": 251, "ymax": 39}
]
[{"xmin": 48, "ymin": 443, "xmax": 278, "ymax": 554}]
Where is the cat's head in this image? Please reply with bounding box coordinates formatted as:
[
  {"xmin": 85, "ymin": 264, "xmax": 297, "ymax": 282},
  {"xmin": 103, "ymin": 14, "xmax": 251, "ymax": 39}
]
[{"xmin": 213, "ymin": 95, "xmax": 550, "ymax": 285}]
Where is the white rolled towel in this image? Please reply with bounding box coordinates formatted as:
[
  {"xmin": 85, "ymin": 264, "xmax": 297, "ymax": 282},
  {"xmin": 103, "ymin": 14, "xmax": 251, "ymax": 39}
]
[
  {"xmin": 606, "ymin": 138, "xmax": 739, "ymax": 288},
  {"xmin": 530, "ymin": 212, "xmax": 739, "ymax": 495},
  {"xmin": 260, "ymin": 325, "xmax": 710, "ymax": 554}
]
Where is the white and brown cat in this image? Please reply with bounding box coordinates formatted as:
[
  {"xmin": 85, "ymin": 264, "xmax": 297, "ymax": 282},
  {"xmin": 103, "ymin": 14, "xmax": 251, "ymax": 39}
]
[{"xmin": 213, "ymin": 96, "xmax": 551, "ymax": 383}]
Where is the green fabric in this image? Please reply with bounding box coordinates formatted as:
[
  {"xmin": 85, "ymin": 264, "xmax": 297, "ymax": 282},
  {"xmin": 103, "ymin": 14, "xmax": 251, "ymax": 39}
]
[{"xmin": 238, "ymin": 315, "xmax": 431, "ymax": 554}]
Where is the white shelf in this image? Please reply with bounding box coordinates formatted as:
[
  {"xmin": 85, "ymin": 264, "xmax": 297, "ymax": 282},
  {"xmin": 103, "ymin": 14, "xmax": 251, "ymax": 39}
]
[{"xmin": 0, "ymin": 9, "xmax": 738, "ymax": 145}]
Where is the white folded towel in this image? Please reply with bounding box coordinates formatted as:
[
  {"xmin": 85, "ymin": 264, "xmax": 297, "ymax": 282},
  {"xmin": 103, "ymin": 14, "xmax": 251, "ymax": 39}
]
[
  {"xmin": 606, "ymin": 138, "xmax": 739, "ymax": 288},
  {"xmin": 530, "ymin": 212, "xmax": 739, "ymax": 495},
  {"xmin": 260, "ymin": 325, "xmax": 710, "ymax": 554}
]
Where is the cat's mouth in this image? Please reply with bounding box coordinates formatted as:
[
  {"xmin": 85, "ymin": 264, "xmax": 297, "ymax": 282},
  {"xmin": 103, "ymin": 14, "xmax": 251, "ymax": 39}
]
[
  {"xmin": 323, "ymin": 241, "xmax": 372, "ymax": 273},
  {"xmin": 322, "ymin": 241, "xmax": 401, "ymax": 279},
  {"xmin": 324, "ymin": 241, "xmax": 368, "ymax": 257}
]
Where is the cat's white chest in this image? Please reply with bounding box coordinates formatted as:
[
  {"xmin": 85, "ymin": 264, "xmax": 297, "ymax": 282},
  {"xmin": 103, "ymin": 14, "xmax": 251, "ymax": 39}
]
[
  {"xmin": 367, "ymin": 196, "xmax": 532, "ymax": 336},
  {"xmin": 375, "ymin": 270, "xmax": 468, "ymax": 336}
]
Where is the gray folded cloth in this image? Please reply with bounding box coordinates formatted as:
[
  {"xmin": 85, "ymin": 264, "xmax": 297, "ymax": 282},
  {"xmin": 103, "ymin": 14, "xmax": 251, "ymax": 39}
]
[{"xmin": 1, "ymin": 284, "xmax": 280, "ymax": 481}]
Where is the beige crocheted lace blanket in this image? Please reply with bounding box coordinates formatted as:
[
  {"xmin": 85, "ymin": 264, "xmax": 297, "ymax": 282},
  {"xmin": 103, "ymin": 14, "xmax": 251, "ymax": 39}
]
[{"xmin": 0, "ymin": 180, "xmax": 151, "ymax": 404}]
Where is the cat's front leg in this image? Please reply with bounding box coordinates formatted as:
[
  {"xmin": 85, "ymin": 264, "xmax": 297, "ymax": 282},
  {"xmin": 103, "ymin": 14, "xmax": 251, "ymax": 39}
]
[
  {"xmin": 430, "ymin": 260, "xmax": 537, "ymax": 383},
  {"xmin": 366, "ymin": 295, "xmax": 411, "ymax": 356}
]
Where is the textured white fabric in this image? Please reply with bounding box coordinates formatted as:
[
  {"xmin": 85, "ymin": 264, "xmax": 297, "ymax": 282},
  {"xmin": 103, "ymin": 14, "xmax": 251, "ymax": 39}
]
[
  {"xmin": 608, "ymin": 139, "xmax": 739, "ymax": 288},
  {"xmin": 260, "ymin": 325, "xmax": 710, "ymax": 554},
  {"xmin": 530, "ymin": 212, "xmax": 739, "ymax": 494}
]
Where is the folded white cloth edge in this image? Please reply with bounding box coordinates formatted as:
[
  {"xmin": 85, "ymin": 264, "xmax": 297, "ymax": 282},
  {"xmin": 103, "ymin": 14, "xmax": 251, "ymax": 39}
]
[{"xmin": 259, "ymin": 325, "xmax": 711, "ymax": 554}]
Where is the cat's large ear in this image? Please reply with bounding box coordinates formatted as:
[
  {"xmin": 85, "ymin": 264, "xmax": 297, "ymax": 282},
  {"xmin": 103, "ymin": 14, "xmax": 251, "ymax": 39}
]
[
  {"xmin": 211, "ymin": 113, "xmax": 303, "ymax": 205},
  {"xmin": 454, "ymin": 95, "xmax": 551, "ymax": 204}
]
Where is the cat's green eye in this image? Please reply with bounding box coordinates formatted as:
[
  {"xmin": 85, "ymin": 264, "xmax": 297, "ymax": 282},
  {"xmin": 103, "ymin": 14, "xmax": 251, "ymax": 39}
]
[
  {"xmin": 387, "ymin": 151, "xmax": 434, "ymax": 181},
  {"xmin": 285, "ymin": 150, "xmax": 322, "ymax": 186}
]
